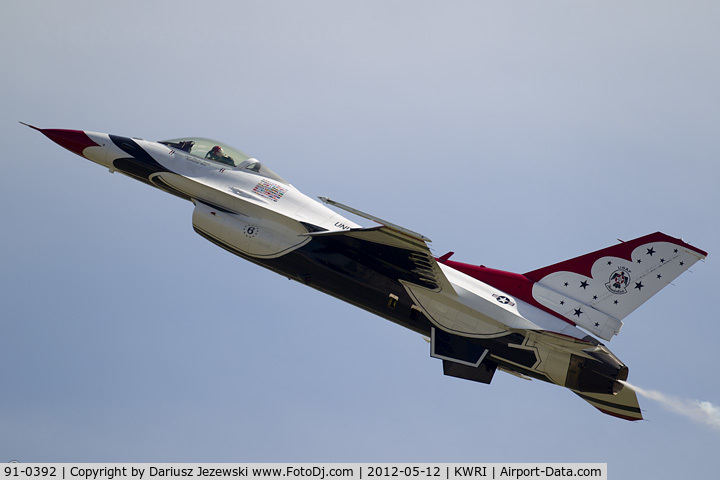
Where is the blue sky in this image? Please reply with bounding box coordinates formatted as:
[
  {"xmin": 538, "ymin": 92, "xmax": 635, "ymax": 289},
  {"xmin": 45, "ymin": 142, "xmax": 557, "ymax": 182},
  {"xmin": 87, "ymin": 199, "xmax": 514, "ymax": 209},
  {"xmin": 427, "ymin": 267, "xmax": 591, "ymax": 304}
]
[{"xmin": 2, "ymin": 1, "xmax": 719, "ymax": 476}]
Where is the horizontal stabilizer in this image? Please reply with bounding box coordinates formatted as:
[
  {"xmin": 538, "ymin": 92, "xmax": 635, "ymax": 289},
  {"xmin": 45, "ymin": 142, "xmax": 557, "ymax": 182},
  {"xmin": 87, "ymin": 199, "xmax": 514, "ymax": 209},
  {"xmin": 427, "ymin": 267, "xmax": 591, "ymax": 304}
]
[{"xmin": 574, "ymin": 387, "xmax": 643, "ymax": 421}]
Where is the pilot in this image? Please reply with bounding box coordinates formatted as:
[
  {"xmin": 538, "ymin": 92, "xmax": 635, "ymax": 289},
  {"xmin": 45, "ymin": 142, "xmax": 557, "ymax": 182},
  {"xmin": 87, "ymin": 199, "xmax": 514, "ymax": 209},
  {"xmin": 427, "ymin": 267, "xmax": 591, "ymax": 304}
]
[{"xmin": 206, "ymin": 146, "xmax": 233, "ymax": 166}]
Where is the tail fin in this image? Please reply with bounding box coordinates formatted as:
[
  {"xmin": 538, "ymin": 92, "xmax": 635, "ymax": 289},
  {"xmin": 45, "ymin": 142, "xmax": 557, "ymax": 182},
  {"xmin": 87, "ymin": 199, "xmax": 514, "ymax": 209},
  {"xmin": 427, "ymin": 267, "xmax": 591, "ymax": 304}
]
[{"xmin": 524, "ymin": 232, "xmax": 707, "ymax": 340}]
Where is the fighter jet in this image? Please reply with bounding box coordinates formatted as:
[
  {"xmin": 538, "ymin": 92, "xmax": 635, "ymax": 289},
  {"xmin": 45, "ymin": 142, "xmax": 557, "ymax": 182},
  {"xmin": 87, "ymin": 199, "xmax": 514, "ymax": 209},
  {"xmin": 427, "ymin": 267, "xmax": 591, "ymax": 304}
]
[{"xmin": 27, "ymin": 123, "xmax": 707, "ymax": 421}]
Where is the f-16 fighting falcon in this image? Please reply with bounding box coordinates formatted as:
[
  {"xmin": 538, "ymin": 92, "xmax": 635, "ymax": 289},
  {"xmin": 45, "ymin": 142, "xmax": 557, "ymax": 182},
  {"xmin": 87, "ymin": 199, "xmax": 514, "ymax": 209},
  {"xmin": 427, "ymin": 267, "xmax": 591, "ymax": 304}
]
[{"xmin": 26, "ymin": 123, "xmax": 707, "ymax": 421}]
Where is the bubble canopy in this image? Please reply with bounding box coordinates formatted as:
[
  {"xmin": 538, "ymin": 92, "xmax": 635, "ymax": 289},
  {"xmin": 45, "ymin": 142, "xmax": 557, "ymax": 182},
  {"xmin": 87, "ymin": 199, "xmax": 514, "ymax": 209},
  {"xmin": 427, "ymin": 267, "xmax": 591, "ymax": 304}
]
[{"xmin": 158, "ymin": 137, "xmax": 287, "ymax": 184}]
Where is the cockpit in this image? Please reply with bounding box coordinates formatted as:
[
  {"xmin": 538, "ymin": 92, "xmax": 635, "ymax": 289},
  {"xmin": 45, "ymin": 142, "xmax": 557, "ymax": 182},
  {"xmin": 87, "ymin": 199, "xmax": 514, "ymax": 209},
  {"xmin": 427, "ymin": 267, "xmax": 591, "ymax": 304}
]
[{"xmin": 159, "ymin": 137, "xmax": 287, "ymax": 184}]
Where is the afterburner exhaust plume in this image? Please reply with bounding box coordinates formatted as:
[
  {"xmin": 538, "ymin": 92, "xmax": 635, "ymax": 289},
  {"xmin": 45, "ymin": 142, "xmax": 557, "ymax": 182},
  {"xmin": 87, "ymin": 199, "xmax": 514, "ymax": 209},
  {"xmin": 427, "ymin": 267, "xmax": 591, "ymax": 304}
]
[{"xmin": 620, "ymin": 381, "xmax": 720, "ymax": 431}]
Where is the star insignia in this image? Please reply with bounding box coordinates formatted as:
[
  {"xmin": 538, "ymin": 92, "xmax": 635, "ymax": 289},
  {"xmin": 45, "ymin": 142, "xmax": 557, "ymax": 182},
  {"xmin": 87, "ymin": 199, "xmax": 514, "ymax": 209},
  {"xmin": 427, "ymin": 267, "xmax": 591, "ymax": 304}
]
[
  {"xmin": 560, "ymin": 300, "xmax": 565, "ymax": 305},
  {"xmin": 607, "ymin": 261, "xmax": 612, "ymax": 266},
  {"xmin": 564, "ymin": 282, "xmax": 569, "ymax": 287},
  {"xmin": 637, "ymin": 259, "xmax": 642, "ymax": 263},
  {"xmin": 674, "ymin": 249, "xmax": 678, "ymax": 253},
  {"xmin": 580, "ymin": 280, "xmax": 589, "ymax": 289},
  {"xmin": 647, "ymin": 247, "xmax": 655, "ymax": 256},
  {"xmin": 573, "ymin": 308, "xmax": 583, "ymax": 317},
  {"xmin": 594, "ymin": 322, "xmax": 600, "ymax": 327},
  {"xmin": 680, "ymin": 261, "xmax": 684, "ymax": 266},
  {"xmin": 614, "ymin": 300, "xmax": 619, "ymax": 304},
  {"xmin": 657, "ymin": 274, "xmax": 662, "ymax": 279},
  {"xmin": 635, "ymin": 282, "xmax": 644, "ymax": 291},
  {"xmin": 592, "ymin": 295, "xmax": 598, "ymax": 300},
  {"xmin": 660, "ymin": 258, "xmax": 665, "ymax": 263}
]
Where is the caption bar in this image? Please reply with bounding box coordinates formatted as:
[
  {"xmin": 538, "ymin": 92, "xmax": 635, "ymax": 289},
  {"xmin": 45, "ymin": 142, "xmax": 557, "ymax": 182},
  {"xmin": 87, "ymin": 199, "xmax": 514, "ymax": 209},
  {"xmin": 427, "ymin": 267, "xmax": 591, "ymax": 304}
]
[{"xmin": 3, "ymin": 464, "xmax": 606, "ymax": 480}]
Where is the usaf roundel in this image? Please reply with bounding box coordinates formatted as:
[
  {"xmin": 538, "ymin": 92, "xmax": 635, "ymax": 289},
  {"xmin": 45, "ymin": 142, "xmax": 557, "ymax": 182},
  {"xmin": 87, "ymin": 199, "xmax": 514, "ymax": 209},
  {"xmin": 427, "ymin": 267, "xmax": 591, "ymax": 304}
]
[{"xmin": 606, "ymin": 268, "xmax": 631, "ymax": 294}]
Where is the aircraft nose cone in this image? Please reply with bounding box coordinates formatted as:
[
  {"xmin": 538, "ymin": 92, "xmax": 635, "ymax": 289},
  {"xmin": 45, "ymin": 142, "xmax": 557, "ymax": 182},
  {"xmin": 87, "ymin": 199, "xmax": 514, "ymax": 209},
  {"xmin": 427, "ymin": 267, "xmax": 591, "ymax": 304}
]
[
  {"xmin": 22, "ymin": 123, "xmax": 99, "ymax": 158},
  {"xmin": 41, "ymin": 128, "xmax": 100, "ymax": 157}
]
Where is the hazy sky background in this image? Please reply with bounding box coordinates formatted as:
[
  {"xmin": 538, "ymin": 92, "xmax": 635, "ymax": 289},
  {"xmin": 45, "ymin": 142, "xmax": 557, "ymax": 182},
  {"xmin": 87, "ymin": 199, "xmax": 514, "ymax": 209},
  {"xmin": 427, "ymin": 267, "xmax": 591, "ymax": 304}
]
[{"xmin": 2, "ymin": 1, "xmax": 719, "ymax": 477}]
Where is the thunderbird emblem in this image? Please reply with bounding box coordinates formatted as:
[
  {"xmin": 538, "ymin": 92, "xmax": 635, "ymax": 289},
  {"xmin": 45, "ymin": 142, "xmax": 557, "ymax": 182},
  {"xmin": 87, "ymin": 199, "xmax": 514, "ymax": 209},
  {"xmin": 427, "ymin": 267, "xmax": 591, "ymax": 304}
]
[{"xmin": 606, "ymin": 268, "xmax": 631, "ymax": 294}]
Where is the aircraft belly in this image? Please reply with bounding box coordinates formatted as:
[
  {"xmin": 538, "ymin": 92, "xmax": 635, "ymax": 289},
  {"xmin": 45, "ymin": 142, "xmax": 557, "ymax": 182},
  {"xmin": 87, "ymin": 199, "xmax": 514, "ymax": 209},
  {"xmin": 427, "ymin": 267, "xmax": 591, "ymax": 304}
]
[
  {"xmin": 178, "ymin": 224, "xmax": 566, "ymax": 388},
  {"xmin": 193, "ymin": 222, "xmax": 617, "ymax": 396},
  {"xmin": 192, "ymin": 213, "xmax": 601, "ymax": 396}
]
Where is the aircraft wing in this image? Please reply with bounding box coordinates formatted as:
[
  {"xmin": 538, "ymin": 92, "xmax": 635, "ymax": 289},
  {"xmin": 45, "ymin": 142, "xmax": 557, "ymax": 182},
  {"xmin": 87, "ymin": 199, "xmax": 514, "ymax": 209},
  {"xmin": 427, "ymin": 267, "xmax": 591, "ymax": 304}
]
[
  {"xmin": 316, "ymin": 198, "xmax": 540, "ymax": 338},
  {"xmin": 312, "ymin": 197, "xmax": 454, "ymax": 293}
]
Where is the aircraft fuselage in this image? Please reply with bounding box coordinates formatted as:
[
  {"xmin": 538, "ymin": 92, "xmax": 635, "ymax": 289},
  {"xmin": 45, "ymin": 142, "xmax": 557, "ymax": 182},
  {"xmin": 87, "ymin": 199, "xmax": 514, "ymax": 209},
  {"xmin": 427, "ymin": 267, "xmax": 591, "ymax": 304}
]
[{"xmin": 32, "ymin": 125, "xmax": 705, "ymax": 421}]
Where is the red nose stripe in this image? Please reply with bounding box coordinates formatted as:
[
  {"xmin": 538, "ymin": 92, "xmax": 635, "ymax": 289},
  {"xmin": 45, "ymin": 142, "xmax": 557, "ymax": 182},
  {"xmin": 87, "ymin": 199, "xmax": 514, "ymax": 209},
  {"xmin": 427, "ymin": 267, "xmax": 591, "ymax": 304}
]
[{"xmin": 39, "ymin": 128, "xmax": 99, "ymax": 157}]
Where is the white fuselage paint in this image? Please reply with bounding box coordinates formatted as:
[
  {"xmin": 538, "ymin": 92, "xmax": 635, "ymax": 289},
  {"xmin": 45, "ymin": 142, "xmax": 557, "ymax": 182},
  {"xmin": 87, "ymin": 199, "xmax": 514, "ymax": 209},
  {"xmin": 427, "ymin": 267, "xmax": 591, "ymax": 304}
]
[{"xmin": 82, "ymin": 133, "xmax": 592, "ymax": 341}]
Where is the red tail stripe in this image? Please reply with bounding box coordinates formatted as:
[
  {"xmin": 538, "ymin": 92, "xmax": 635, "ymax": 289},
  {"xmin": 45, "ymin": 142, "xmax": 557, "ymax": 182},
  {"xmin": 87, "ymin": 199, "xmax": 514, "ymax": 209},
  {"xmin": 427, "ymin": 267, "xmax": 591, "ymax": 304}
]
[{"xmin": 524, "ymin": 232, "xmax": 707, "ymax": 281}]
